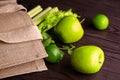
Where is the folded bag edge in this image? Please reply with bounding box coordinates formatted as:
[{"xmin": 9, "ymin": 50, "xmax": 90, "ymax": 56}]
[
  {"xmin": 0, "ymin": 59, "xmax": 48, "ymax": 79},
  {"xmin": 0, "ymin": 3, "xmax": 47, "ymax": 70}
]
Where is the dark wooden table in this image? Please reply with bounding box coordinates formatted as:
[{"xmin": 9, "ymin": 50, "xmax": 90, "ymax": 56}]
[{"xmin": 2, "ymin": 0, "xmax": 120, "ymax": 80}]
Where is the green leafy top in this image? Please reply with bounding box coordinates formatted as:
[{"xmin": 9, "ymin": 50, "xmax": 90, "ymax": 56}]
[{"xmin": 38, "ymin": 7, "xmax": 79, "ymax": 32}]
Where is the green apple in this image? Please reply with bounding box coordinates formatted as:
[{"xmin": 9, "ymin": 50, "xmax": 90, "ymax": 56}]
[
  {"xmin": 54, "ymin": 16, "xmax": 84, "ymax": 43},
  {"xmin": 71, "ymin": 45, "xmax": 105, "ymax": 74}
]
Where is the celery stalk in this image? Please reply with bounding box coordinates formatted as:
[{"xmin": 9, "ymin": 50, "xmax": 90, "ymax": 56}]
[
  {"xmin": 32, "ymin": 7, "xmax": 52, "ymax": 26},
  {"xmin": 38, "ymin": 7, "xmax": 60, "ymax": 32},
  {"xmin": 28, "ymin": 5, "xmax": 43, "ymax": 18},
  {"xmin": 28, "ymin": 6, "xmax": 80, "ymax": 33}
]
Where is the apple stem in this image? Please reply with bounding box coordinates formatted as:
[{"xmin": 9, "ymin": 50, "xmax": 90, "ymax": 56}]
[{"xmin": 80, "ymin": 18, "xmax": 85, "ymax": 23}]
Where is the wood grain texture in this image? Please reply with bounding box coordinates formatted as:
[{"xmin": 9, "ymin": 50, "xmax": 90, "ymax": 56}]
[{"xmin": 2, "ymin": 0, "xmax": 120, "ymax": 80}]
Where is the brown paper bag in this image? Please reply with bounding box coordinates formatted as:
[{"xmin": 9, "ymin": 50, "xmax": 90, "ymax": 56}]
[
  {"xmin": 0, "ymin": 0, "xmax": 16, "ymax": 5},
  {"xmin": 0, "ymin": 59, "xmax": 47, "ymax": 79},
  {"xmin": 0, "ymin": 0, "xmax": 48, "ymax": 79}
]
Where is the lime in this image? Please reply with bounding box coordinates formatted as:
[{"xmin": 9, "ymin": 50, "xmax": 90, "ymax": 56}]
[
  {"xmin": 92, "ymin": 14, "xmax": 109, "ymax": 30},
  {"xmin": 54, "ymin": 16, "xmax": 84, "ymax": 43},
  {"xmin": 45, "ymin": 43, "xmax": 64, "ymax": 63}
]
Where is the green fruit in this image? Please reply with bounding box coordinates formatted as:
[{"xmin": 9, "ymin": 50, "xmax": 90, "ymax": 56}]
[
  {"xmin": 92, "ymin": 14, "xmax": 109, "ymax": 30},
  {"xmin": 54, "ymin": 16, "xmax": 84, "ymax": 43},
  {"xmin": 45, "ymin": 43, "xmax": 64, "ymax": 63},
  {"xmin": 71, "ymin": 45, "xmax": 105, "ymax": 74}
]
